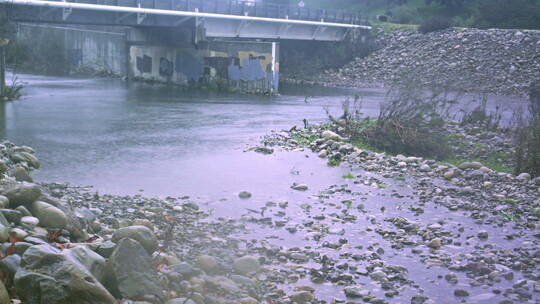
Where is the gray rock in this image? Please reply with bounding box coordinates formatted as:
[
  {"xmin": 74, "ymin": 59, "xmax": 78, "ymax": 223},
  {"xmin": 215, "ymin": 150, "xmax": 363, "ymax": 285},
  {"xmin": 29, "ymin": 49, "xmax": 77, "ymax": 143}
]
[
  {"xmin": 104, "ymin": 238, "xmax": 163, "ymax": 299},
  {"xmin": 322, "ymin": 130, "xmax": 343, "ymax": 141},
  {"xmin": 196, "ymin": 255, "xmax": 219, "ymax": 273},
  {"xmin": 291, "ymin": 184, "xmax": 309, "ymax": 191},
  {"xmin": 233, "ymin": 255, "xmax": 260, "ymax": 275},
  {"xmin": 0, "ymin": 254, "xmax": 21, "ymax": 276},
  {"xmin": 344, "ymin": 287, "xmax": 369, "ymax": 298},
  {"xmin": 419, "ymin": 164, "xmax": 431, "ymax": 172},
  {"xmin": 3, "ymin": 182, "xmax": 41, "ymax": 208},
  {"xmin": 428, "ymin": 238, "xmax": 442, "ymax": 249},
  {"xmin": 96, "ymin": 240, "xmax": 117, "ymax": 258},
  {"xmin": 477, "ymin": 230, "xmax": 489, "ymax": 239},
  {"xmin": 10, "ymin": 228, "xmax": 28, "ymax": 240},
  {"xmin": 238, "ymin": 191, "xmax": 252, "ymax": 199},
  {"xmin": 30, "ymin": 201, "xmax": 68, "ymax": 229},
  {"xmin": 20, "ymin": 216, "xmax": 39, "ymax": 230},
  {"xmin": 10, "ymin": 151, "xmax": 40, "ymax": 169},
  {"xmin": 0, "ymin": 196, "xmax": 8, "ymax": 209},
  {"xmin": 290, "ymin": 290, "xmax": 314, "ymax": 303},
  {"xmin": 0, "ymin": 209, "xmax": 22, "ymax": 224},
  {"xmin": 112, "ymin": 225, "xmax": 159, "ymax": 254},
  {"xmin": 9, "ymin": 166, "xmax": 33, "ymax": 182},
  {"xmin": 411, "ymin": 294, "xmax": 429, "ymax": 304},
  {"xmin": 66, "ymin": 246, "xmax": 107, "ymax": 283},
  {"xmin": 459, "ymin": 161, "xmax": 484, "ymax": 170},
  {"xmin": 15, "ymin": 244, "xmax": 116, "ymax": 304},
  {"xmin": 517, "ymin": 172, "xmax": 531, "ymax": 181},
  {"xmin": 170, "ymin": 262, "xmax": 200, "ymax": 279},
  {"xmin": 454, "ymin": 289, "xmax": 469, "ymax": 297}
]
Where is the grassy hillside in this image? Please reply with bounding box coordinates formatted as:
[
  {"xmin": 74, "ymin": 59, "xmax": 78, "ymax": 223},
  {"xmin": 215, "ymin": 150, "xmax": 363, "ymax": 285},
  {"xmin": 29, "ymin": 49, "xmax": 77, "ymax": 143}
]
[{"xmin": 299, "ymin": 0, "xmax": 540, "ymax": 30}]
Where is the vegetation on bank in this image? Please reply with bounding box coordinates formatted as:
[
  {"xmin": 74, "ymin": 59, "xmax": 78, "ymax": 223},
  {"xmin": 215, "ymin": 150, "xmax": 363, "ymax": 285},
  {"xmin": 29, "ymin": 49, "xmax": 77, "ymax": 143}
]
[
  {"xmin": 303, "ymin": 0, "xmax": 540, "ymax": 30},
  {"xmin": 295, "ymin": 81, "xmax": 540, "ymax": 178},
  {"xmin": 0, "ymin": 9, "xmax": 23, "ymax": 101}
]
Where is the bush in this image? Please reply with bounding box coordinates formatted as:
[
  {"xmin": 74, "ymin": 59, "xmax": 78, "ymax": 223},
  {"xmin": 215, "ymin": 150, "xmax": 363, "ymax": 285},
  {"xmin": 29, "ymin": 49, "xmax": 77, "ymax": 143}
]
[
  {"xmin": 328, "ymin": 80, "xmax": 457, "ymax": 159},
  {"xmin": 418, "ymin": 16, "xmax": 453, "ymax": 33},
  {"xmin": 514, "ymin": 83, "xmax": 540, "ymax": 177}
]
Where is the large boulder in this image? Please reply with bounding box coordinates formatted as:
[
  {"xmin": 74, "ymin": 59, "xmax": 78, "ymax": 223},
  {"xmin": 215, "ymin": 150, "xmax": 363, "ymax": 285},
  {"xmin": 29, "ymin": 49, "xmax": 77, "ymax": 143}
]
[
  {"xmin": 14, "ymin": 244, "xmax": 116, "ymax": 304},
  {"xmin": 3, "ymin": 182, "xmax": 41, "ymax": 208},
  {"xmin": 104, "ymin": 238, "xmax": 163, "ymax": 299},
  {"xmin": 112, "ymin": 225, "xmax": 158, "ymax": 254},
  {"xmin": 66, "ymin": 246, "xmax": 107, "ymax": 283},
  {"xmin": 30, "ymin": 201, "xmax": 68, "ymax": 229},
  {"xmin": 10, "ymin": 151, "xmax": 40, "ymax": 169}
]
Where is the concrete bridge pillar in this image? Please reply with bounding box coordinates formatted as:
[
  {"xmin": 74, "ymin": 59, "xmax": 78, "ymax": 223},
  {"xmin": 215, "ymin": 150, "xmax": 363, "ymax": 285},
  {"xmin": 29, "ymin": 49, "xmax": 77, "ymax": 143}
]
[{"xmin": 126, "ymin": 27, "xmax": 279, "ymax": 94}]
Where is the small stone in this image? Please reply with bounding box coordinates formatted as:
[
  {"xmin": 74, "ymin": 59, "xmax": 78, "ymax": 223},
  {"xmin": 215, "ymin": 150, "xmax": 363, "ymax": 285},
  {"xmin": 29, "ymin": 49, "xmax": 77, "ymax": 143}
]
[
  {"xmin": 454, "ymin": 289, "xmax": 469, "ymax": 297},
  {"xmin": 419, "ymin": 164, "xmax": 431, "ymax": 172},
  {"xmin": 196, "ymin": 255, "xmax": 219, "ymax": 273},
  {"xmin": 477, "ymin": 230, "xmax": 489, "ymax": 239},
  {"xmin": 322, "ymin": 130, "xmax": 343, "ymax": 141},
  {"xmin": 291, "ymin": 184, "xmax": 308, "ymax": 191},
  {"xmin": 238, "ymin": 191, "xmax": 252, "ymax": 199},
  {"xmin": 233, "ymin": 256, "xmax": 260, "ymax": 275},
  {"xmin": 290, "ymin": 290, "xmax": 314, "ymax": 303},
  {"xmin": 428, "ymin": 238, "xmax": 442, "ymax": 249},
  {"xmin": 344, "ymin": 287, "xmax": 369, "ymax": 298},
  {"xmin": 20, "ymin": 216, "xmax": 39, "ymax": 230},
  {"xmin": 517, "ymin": 172, "xmax": 531, "ymax": 181},
  {"xmin": 444, "ymin": 170, "xmax": 455, "ymax": 179}
]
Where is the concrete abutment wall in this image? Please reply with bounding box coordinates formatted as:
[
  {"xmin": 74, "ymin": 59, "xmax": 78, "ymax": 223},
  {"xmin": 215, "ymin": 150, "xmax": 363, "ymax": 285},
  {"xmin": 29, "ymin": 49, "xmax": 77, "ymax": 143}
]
[{"xmin": 14, "ymin": 23, "xmax": 279, "ymax": 94}]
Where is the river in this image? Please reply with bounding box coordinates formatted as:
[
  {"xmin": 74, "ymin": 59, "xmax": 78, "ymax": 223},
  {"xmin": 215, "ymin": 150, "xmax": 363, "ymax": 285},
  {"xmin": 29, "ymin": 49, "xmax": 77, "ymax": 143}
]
[{"xmin": 1, "ymin": 74, "xmax": 535, "ymax": 303}]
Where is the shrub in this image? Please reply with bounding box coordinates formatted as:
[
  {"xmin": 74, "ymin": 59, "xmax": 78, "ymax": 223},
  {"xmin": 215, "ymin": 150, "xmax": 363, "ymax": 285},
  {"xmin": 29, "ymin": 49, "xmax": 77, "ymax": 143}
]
[
  {"xmin": 418, "ymin": 16, "xmax": 452, "ymax": 33},
  {"xmin": 514, "ymin": 83, "xmax": 540, "ymax": 177},
  {"xmin": 361, "ymin": 81, "xmax": 455, "ymax": 159},
  {"xmin": 329, "ymin": 79, "xmax": 457, "ymax": 159}
]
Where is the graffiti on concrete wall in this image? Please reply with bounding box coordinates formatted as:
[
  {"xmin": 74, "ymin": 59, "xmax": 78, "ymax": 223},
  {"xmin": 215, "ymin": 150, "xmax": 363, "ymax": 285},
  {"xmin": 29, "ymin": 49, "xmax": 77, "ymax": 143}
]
[
  {"xmin": 129, "ymin": 42, "xmax": 277, "ymax": 93},
  {"xmin": 136, "ymin": 55, "xmax": 152, "ymax": 74},
  {"xmin": 175, "ymin": 51, "xmax": 203, "ymax": 82},
  {"xmin": 159, "ymin": 57, "xmax": 173, "ymax": 78}
]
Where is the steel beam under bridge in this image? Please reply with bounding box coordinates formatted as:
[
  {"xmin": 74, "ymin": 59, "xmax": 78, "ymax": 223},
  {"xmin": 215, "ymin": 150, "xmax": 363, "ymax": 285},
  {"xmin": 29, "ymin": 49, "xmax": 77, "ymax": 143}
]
[{"xmin": 0, "ymin": 0, "xmax": 369, "ymax": 41}]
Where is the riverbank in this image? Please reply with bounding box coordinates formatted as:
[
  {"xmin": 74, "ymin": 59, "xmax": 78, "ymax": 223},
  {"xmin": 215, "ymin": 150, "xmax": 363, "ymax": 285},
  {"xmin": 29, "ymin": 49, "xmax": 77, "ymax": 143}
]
[
  {"xmin": 1, "ymin": 113, "xmax": 539, "ymax": 303},
  {"xmin": 283, "ymin": 28, "xmax": 540, "ymax": 96}
]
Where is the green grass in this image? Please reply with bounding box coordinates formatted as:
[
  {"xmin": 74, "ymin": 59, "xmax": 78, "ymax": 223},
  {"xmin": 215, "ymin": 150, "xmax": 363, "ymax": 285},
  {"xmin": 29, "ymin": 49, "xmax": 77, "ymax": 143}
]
[
  {"xmin": 371, "ymin": 21, "xmax": 419, "ymax": 32},
  {"xmin": 342, "ymin": 172, "xmax": 355, "ymax": 179},
  {"xmin": 442, "ymin": 152, "xmax": 513, "ymax": 174},
  {"xmin": 293, "ymin": 133, "xmax": 318, "ymax": 146},
  {"xmin": 327, "ymin": 159, "xmax": 341, "ymax": 167}
]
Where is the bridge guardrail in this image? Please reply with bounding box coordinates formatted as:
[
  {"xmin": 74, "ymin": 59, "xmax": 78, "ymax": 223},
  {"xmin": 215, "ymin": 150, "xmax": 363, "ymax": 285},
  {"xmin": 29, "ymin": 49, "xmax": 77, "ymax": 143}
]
[{"xmin": 51, "ymin": 0, "xmax": 368, "ymax": 25}]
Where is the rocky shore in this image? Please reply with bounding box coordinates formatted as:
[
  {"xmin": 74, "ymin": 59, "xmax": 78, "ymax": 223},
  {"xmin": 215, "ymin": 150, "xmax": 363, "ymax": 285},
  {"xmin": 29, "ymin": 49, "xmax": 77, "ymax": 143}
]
[
  {"xmin": 285, "ymin": 28, "xmax": 540, "ymax": 95},
  {"xmin": 0, "ymin": 116, "xmax": 539, "ymax": 304},
  {"xmin": 0, "ymin": 141, "xmax": 287, "ymax": 304}
]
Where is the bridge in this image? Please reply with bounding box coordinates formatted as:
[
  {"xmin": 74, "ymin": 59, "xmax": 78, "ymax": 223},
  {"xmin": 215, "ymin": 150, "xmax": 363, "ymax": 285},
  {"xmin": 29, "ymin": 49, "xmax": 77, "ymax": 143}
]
[{"xmin": 1, "ymin": 0, "xmax": 370, "ymax": 93}]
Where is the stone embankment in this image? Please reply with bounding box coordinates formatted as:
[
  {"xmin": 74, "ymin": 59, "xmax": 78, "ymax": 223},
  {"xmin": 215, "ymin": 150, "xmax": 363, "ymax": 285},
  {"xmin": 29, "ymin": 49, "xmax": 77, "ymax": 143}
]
[{"xmin": 290, "ymin": 28, "xmax": 540, "ymax": 95}]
